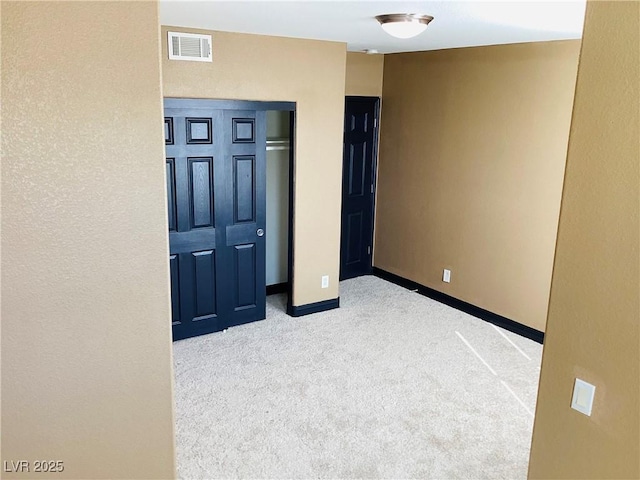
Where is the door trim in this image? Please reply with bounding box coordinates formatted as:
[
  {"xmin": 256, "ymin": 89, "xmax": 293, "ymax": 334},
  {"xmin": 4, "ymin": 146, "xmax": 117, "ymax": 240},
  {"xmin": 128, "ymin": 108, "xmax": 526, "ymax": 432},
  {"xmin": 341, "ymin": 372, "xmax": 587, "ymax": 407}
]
[
  {"xmin": 164, "ymin": 98, "xmax": 295, "ymax": 112},
  {"xmin": 286, "ymin": 111, "xmax": 296, "ymax": 315}
]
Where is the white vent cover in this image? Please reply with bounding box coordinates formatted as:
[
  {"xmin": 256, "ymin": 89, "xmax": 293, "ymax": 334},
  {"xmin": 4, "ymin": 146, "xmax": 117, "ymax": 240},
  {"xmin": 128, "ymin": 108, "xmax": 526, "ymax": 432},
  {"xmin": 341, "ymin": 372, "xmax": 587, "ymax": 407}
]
[{"xmin": 168, "ymin": 32, "xmax": 212, "ymax": 62}]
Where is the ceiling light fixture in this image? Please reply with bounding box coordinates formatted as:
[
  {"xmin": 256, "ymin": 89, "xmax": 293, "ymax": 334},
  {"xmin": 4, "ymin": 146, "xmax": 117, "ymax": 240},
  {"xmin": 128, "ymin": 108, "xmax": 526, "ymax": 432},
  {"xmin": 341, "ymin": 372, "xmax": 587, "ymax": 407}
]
[{"xmin": 375, "ymin": 13, "xmax": 434, "ymax": 39}]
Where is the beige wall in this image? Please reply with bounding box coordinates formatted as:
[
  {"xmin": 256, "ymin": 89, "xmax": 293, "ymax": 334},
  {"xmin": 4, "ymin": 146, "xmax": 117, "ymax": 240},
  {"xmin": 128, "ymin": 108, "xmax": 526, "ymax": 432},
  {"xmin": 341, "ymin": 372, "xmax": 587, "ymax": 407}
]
[
  {"xmin": 529, "ymin": 2, "xmax": 640, "ymax": 478},
  {"xmin": 345, "ymin": 52, "xmax": 384, "ymax": 97},
  {"xmin": 374, "ymin": 40, "xmax": 581, "ymax": 332},
  {"xmin": 162, "ymin": 27, "xmax": 346, "ymax": 306},
  {"xmin": 1, "ymin": 2, "xmax": 175, "ymax": 478}
]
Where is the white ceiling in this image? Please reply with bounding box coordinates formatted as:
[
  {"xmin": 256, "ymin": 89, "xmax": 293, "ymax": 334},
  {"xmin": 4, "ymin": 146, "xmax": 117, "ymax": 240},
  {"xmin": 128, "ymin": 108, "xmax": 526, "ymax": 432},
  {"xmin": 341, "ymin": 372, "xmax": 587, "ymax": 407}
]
[{"xmin": 159, "ymin": 1, "xmax": 586, "ymax": 54}]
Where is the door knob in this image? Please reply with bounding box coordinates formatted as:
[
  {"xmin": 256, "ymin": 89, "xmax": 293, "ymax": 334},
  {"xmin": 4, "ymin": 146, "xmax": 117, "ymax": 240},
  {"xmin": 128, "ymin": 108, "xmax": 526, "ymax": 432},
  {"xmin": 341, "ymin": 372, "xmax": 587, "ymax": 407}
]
[{"xmin": 257, "ymin": 228, "xmax": 264, "ymax": 237}]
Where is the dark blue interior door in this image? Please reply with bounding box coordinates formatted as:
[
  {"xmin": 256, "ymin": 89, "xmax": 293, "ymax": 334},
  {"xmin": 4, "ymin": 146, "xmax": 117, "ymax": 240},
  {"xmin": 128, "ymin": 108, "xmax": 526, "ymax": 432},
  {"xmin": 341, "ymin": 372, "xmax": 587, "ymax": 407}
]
[
  {"xmin": 164, "ymin": 101, "xmax": 266, "ymax": 341},
  {"xmin": 340, "ymin": 96, "xmax": 379, "ymax": 280}
]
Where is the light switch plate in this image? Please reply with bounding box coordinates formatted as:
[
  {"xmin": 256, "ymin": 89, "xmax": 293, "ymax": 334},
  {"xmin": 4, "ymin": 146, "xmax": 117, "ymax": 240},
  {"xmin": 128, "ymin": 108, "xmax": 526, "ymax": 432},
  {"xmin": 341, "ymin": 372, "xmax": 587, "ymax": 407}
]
[
  {"xmin": 321, "ymin": 275, "xmax": 329, "ymax": 289},
  {"xmin": 571, "ymin": 378, "xmax": 596, "ymax": 416}
]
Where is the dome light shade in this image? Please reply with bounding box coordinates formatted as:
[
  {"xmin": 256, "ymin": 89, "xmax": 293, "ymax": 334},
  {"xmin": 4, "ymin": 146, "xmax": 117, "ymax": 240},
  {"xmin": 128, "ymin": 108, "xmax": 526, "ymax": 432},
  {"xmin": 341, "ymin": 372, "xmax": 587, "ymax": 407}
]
[{"xmin": 375, "ymin": 14, "xmax": 434, "ymax": 39}]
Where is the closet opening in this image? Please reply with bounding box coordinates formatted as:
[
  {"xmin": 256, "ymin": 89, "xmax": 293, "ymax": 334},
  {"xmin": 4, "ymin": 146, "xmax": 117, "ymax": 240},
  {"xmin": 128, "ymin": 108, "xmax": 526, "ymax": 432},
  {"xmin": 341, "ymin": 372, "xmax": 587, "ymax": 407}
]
[
  {"xmin": 266, "ymin": 110, "xmax": 294, "ymax": 312},
  {"xmin": 165, "ymin": 99, "xmax": 295, "ymax": 341}
]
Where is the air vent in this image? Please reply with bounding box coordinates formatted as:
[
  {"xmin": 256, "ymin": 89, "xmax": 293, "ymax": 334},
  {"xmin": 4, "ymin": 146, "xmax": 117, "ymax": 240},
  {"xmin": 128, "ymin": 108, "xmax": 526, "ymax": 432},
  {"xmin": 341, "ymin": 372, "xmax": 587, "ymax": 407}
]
[{"xmin": 168, "ymin": 32, "xmax": 212, "ymax": 62}]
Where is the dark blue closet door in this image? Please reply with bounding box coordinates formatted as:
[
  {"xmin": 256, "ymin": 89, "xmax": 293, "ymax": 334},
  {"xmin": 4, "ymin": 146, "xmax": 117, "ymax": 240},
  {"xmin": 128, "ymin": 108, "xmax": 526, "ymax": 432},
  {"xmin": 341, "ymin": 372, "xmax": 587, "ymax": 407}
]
[
  {"xmin": 164, "ymin": 103, "xmax": 266, "ymax": 341},
  {"xmin": 218, "ymin": 110, "xmax": 266, "ymax": 327}
]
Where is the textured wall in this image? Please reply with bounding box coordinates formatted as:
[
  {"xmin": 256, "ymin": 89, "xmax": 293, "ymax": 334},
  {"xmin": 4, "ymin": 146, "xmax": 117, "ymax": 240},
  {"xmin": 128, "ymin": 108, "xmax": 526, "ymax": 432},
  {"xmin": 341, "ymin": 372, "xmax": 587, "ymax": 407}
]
[
  {"xmin": 1, "ymin": 2, "xmax": 175, "ymax": 478},
  {"xmin": 345, "ymin": 52, "xmax": 384, "ymax": 97},
  {"xmin": 162, "ymin": 27, "xmax": 346, "ymax": 306},
  {"xmin": 375, "ymin": 40, "xmax": 581, "ymax": 331},
  {"xmin": 529, "ymin": 2, "xmax": 640, "ymax": 478}
]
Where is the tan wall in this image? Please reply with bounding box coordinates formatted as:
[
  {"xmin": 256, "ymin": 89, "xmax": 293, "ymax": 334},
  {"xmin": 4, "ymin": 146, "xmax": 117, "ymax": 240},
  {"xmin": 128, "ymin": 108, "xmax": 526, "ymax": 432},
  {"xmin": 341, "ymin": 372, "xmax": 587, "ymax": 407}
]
[
  {"xmin": 1, "ymin": 2, "xmax": 175, "ymax": 479},
  {"xmin": 345, "ymin": 52, "xmax": 384, "ymax": 97},
  {"xmin": 375, "ymin": 40, "xmax": 581, "ymax": 331},
  {"xmin": 529, "ymin": 2, "xmax": 640, "ymax": 478},
  {"xmin": 162, "ymin": 27, "xmax": 346, "ymax": 306}
]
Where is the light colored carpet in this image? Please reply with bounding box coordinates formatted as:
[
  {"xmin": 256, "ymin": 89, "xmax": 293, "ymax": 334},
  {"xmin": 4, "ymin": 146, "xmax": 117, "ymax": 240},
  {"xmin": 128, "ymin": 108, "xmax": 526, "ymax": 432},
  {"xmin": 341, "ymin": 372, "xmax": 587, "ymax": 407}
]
[{"xmin": 173, "ymin": 276, "xmax": 542, "ymax": 479}]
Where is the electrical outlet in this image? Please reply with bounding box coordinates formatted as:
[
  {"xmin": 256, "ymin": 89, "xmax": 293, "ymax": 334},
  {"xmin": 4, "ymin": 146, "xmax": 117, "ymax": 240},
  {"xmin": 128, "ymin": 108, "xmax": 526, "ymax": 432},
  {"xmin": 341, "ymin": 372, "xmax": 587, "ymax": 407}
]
[
  {"xmin": 321, "ymin": 275, "xmax": 329, "ymax": 288},
  {"xmin": 443, "ymin": 269, "xmax": 451, "ymax": 283}
]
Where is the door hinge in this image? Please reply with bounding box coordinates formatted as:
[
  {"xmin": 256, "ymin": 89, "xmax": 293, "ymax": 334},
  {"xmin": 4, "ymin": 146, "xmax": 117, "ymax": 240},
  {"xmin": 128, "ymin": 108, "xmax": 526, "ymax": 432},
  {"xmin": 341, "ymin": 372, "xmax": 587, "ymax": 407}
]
[
  {"xmin": 371, "ymin": 184, "xmax": 374, "ymax": 194},
  {"xmin": 374, "ymin": 118, "xmax": 378, "ymax": 128},
  {"xmin": 368, "ymin": 246, "xmax": 371, "ymax": 255}
]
